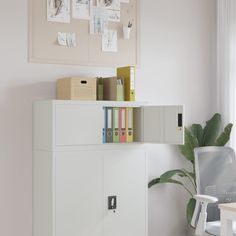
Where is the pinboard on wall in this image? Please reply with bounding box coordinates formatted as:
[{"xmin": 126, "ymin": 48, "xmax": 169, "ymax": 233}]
[{"xmin": 29, "ymin": 0, "xmax": 140, "ymax": 67}]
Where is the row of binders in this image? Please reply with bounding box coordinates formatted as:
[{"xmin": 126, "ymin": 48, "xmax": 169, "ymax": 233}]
[{"xmin": 103, "ymin": 107, "xmax": 133, "ymax": 143}]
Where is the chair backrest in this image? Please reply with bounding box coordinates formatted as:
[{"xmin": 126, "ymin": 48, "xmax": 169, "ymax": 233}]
[{"xmin": 194, "ymin": 146, "xmax": 236, "ymax": 221}]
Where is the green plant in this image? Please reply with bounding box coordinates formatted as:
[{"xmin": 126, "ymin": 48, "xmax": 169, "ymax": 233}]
[{"xmin": 148, "ymin": 113, "xmax": 233, "ymax": 225}]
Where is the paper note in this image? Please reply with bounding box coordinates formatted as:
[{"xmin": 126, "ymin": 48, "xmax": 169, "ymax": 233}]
[
  {"xmin": 72, "ymin": 0, "xmax": 90, "ymax": 20},
  {"xmin": 90, "ymin": 6, "xmax": 108, "ymax": 35},
  {"xmin": 58, "ymin": 32, "xmax": 76, "ymax": 47},
  {"xmin": 97, "ymin": 0, "xmax": 120, "ymax": 10},
  {"xmin": 96, "ymin": 0, "xmax": 120, "ymax": 22},
  {"xmin": 47, "ymin": 0, "xmax": 70, "ymax": 23},
  {"xmin": 67, "ymin": 33, "xmax": 77, "ymax": 47},
  {"xmin": 108, "ymin": 10, "xmax": 120, "ymax": 22},
  {"xmin": 102, "ymin": 29, "xmax": 117, "ymax": 52},
  {"xmin": 58, "ymin": 32, "xmax": 67, "ymax": 46}
]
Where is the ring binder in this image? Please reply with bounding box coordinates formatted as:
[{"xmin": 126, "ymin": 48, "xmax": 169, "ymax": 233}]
[
  {"xmin": 106, "ymin": 107, "xmax": 113, "ymax": 143},
  {"xmin": 119, "ymin": 107, "xmax": 126, "ymax": 143}
]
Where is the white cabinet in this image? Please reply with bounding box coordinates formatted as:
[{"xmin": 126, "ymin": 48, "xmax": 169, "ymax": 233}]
[
  {"xmin": 53, "ymin": 149, "xmax": 147, "ymax": 236},
  {"xmin": 33, "ymin": 100, "xmax": 184, "ymax": 236},
  {"xmin": 33, "ymin": 147, "xmax": 147, "ymax": 236},
  {"xmin": 33, "ymin": 101, "xmax": 184, "ymax": 150}
]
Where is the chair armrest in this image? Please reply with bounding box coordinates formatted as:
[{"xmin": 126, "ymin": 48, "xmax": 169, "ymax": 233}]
[
  {"xmin": 191, "ymin": 195, "xmax": 218, "ymax": 236},
  {"xmin": 194, "ymin": 194, "xmax": 218, "ymax": 204}
]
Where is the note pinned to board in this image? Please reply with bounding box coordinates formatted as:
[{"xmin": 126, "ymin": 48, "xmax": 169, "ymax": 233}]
[
  {"xmin": 72, "ymin": 0, "xmax": 90, "ymax": 20},
  {"xmin": 97, "ymin": 0, "xmax": 120, "ymax": 10},
  {"xmin": 97, "ymin": 0, "xmax": 120, "ymax": 22},
  {"xmin": 102, "ymin": 29, "xmax": 117, "ymax": 52},
  {"xmin": 58, "ymin": 32, "xmax": 67, "ymax": 46},
  {"xmin": 58, "ymin": 32, "xmax": 77, "ymax": 47},
  {"xmin": 47, "ymin": 0, "xmax": 70, "ymax": 23},
  {"xmin": 90, "ymin": 6, "xmax": 108, "ymax": 35},
  {"xmin": 108, "ymin": 10, "xmax": 120, "ymax": 22}
]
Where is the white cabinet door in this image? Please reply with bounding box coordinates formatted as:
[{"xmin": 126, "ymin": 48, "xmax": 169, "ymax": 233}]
[
  {"xmin": 142, "ymin": 105, "xmax": 184, "ymax": 144},
  {"xmin": 55, "ymin": 104, "xmax": 103, "ymax": 146},
  {"xmin": 103, "ymin": 148, "xmax": 147, "ymax": 236},
  {"xmin": 164, "ymin": 106, "xmax": 184, "ymax": 144},
  {"xmin": 142, "ymin": 106, "xmax": 164, "ymax": 143},
  {"xmin": 55, "ymin": 151, "xmax": 103, "ymax": 236}
]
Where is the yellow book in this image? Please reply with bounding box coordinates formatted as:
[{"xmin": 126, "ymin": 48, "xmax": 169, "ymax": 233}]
[
  {"xmin": 117, "ymin": 66, "xmax": 135, "ymax": 101},
  {"xmin": 126, "ymin": 107, "xmax": 133, "ymax": 143}
]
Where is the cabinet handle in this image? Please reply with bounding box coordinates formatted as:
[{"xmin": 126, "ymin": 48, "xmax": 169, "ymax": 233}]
[
  {"xmin": 108, "ymin": 196, "xmax": 117, "ymax": 210},
  {"xmin": 178, "ymin": 113, "xmax": 183, "ymax": 127}
]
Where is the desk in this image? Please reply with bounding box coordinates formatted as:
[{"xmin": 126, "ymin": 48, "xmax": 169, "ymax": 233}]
[{"xmin": 219, "ymin": 203, "xmax": 236, "ymax": 236}]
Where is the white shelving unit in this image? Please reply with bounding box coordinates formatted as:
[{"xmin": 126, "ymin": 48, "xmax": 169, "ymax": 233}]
[{"xmin": 33, "ymin": 100, "xmax": 184, "ymax": 236}]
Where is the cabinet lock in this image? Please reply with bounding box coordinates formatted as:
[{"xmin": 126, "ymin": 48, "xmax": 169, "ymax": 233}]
[{"xmin": 108, "ymin": 196, "xmax": 117, "ymax": 210}]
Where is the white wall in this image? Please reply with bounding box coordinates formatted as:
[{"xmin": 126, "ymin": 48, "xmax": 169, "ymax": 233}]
[{"xmin": 0, "ymin": 1, "xmax": 216, "ymax": 236}]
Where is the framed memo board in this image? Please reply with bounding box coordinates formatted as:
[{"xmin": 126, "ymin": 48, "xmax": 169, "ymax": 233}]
[{"xmin": 29, "ymin": 0, "xmax": 140, "ymax": 67}]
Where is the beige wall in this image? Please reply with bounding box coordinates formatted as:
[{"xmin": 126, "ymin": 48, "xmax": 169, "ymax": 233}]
[{"xmin": 0, "ymin": 0, "xmax": 216, "ymax": 236}]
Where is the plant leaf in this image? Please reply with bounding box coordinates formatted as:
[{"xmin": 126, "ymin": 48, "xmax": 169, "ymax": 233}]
[
  {"xmin": 215, "ymin": 123, "xmax": 233, "ymax": 146},
  {"xmin": 148, "ymin": 175, "xmax": 194, "ymax": 196},
  {"xmin": 180, "ymin": 169, "xmax": 196, "ymax": 184},
  {"xmin": 187, "ymin": 198, "xmax": 196, "ymax": 225},
  {"xmin": 148, "ymin": 178, "xmax": 161, "ymax": 188},
  {"xmin": 160, "ymin": 179, "xmax": 184, "ymax": 185},
  {"xmin": 191, "ymin": 124, "xmax": 203, "ymax": 146},
  {"xmin": 148, "ymin": 170, "xmax": 187, "ymax": 188},
  {"xmin": 202, "ymin": 113, "xmax": 221, "ymax": 146},
  {"xmin": 182, "ymin": 169, "xmax": 195, "ymax": 180},
  {"xmin": 160, "ymin": 169, "xmax": 187, "ymax": 180},
  {"xmin": 148, "ymin": 177, "xmax": 184, "ymax": 188},
  {"xmin": 178, "ymin": 128, "xmax": 198, "ymax": 162}
]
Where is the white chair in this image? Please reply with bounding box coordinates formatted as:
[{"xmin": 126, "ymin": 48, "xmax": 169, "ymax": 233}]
[{"xmin": 191, "ymin": 147, "xmax": 236, "ymax": 236}]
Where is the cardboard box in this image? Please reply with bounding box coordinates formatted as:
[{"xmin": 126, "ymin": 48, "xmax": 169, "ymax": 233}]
[
  {"xmin": 57, "ymin": 77, "xmax": 97, "ymax": 100},
  {"xmin": 103, "ymin": 76, "xmax": 124, "ymax": 101}
]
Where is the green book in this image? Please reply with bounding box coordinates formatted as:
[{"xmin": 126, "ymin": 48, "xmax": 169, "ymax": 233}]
[{"xmin": 113, "ymin": 107, "xmax": 120, "ymax": 143}]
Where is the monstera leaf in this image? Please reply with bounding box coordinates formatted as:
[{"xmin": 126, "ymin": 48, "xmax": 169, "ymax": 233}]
[
  {"xmin": 215, "ymin": 123, "xmax": 233, "ymax": 146},
  {"xmin": 202, "ymin": 113, "xmax": 221, "ymax": 146},
  {"xmin": 178, "ymin": 128, "xmax": 198, "ymax": 162},
  {"xmin": 191, "ymin": 124, "xmax": 204, "ymax": 146}
]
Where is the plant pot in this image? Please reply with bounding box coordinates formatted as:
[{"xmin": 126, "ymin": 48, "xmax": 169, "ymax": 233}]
[{"xmin": 123, "ymin": 26, "xmax": 131, "ymax": 39}]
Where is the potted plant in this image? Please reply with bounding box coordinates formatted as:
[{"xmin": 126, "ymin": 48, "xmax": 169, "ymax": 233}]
[{"xmin": 148, "ymin": 113, "xmax": 233, "ymax": 226}]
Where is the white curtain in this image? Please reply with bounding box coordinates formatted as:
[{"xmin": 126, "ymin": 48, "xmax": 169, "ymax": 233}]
[{"xmin": 217, "ymin": 0, "xmax": 236, "ymax": 147}]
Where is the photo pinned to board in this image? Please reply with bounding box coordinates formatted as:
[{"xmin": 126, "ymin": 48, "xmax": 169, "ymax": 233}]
[
  {"xmin": 90, "ymin": 6, "xmax": 108, "ymax": 34},
  {"xmin": 47, "ymin": 0, "xmax": 70, "ymax": 23},
  {"xmin": 72, "ymin": 0, "xmax": 90, "ymax": 20}
]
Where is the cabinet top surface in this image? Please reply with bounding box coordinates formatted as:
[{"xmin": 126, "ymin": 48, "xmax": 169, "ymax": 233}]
[
  {"xmin": 34, "ymin": 100, "xmax": 148, "ymax": 107},
  {"xmin": 34, "ymin": 100, "xmax": 184, "ymax": 107}
]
